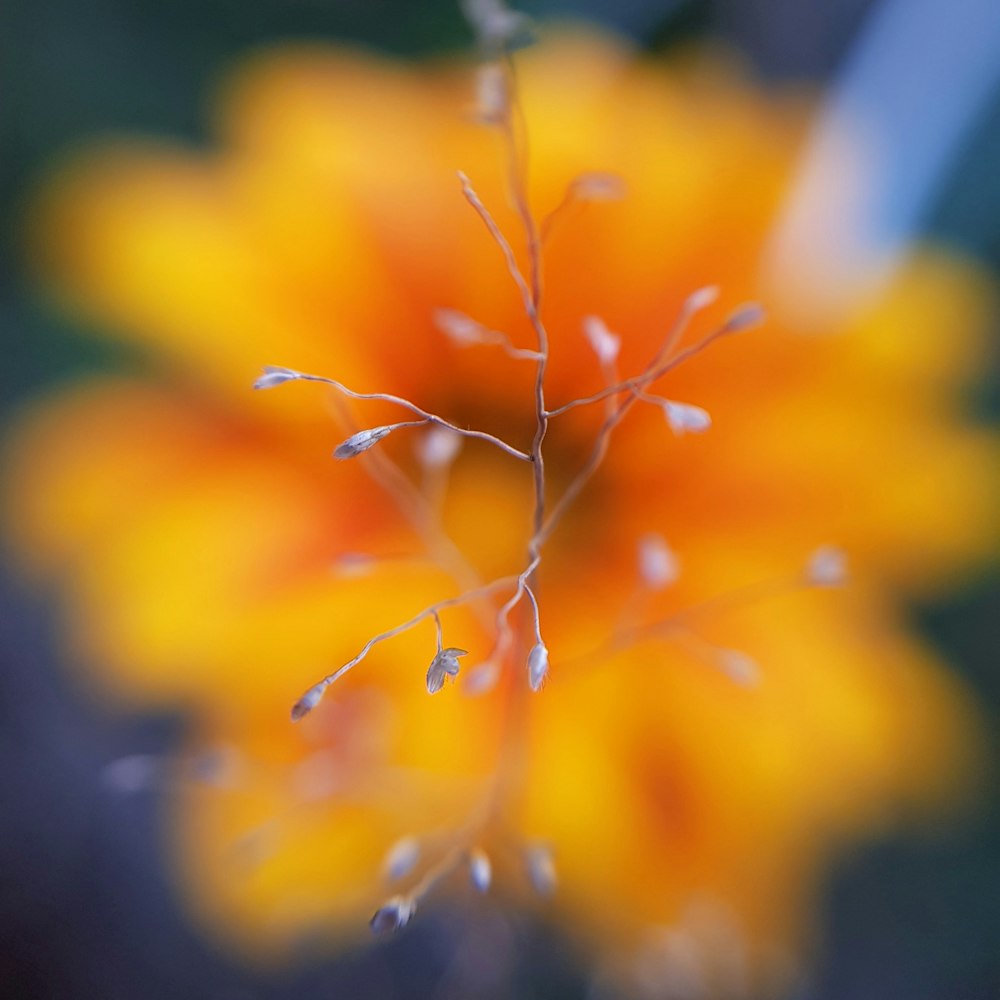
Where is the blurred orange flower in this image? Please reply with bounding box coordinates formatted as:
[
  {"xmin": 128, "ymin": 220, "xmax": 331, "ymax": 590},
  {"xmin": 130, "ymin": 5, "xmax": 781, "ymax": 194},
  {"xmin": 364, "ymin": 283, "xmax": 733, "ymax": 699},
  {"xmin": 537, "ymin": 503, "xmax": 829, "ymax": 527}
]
[{"xmin": 5, "ymin": 28, "xmax": 997, "ymax": 997}]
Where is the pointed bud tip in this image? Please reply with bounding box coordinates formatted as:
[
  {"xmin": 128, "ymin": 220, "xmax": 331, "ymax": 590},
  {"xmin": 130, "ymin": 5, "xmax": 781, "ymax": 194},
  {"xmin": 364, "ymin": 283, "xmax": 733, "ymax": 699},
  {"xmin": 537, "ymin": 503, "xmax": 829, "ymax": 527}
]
[
  {"xmin": 102, "ymin": 754, "xmax": 160, "ymax": 793},
  {"xmin": 473, "ymin": 62, "xmax": 509, "ymax": 125},
  {"xmin": 463, "ymin": 659, "xmax": 500, "ymax": 696},
  {"xmin": 525, "ymin": 843, "xmax": 557, "ymax": 896},
  {"xmin": 469, "ymin": 849, "xmax": 492, "ymax": 893},
  {"xmin": 370, "ymin": 896, "xmax": 415, "ymax": 935},
  {"xmin": 333, "ymin": 424, "xmax": 396, "ymax": 460},
  {"xmin": 638, "ymin": 533, "xmax": 679, "ymax": 589},
  {"xmin": 572, "ymin": 172, "xmax": 627, "ymax": 202},
  {"xmin": 664, "ymin": 401, "xmax": 712, "ymax": 435},
  {"xmin": 527, "ymin": 642, "xmax": 549, "ymax": 691},
  {"xmin": 253, "ymin": 365, "xmax": 301, "ymax": 390},
  {"xmin": 383, "ymin": 836, "xmax": 420, "ymax": 882},
  {"xmin": 461, "ymin": 0, "xmax": 532, "ymax": 47},
  {"xmin": 724, "ymin": 303, "xmax": 766, "ymax": 332},
  {"xmin": 583, "ymin": 315, "xmax": 621, "ymax": 365},
  {"xmin": 805, "ymin": 546, "xmax": 847, "ymax": 586},
  {"xmin": 718, "ymin": 649, "xmax": 761, "ymax": 688},
  {"xmin": 426, "ymin": 648, "xmax": 469, "ymax": 694},
  {"xmin": 416, "ymin": 426, "xmax": 462, "ymax": 468},
  {"xmin": 290, "ymin": 683, "xmax": 326, "ymax": 722},
  {"xmin": 685, "ymin": 286, "xmax": 720, "ymax": 312}
]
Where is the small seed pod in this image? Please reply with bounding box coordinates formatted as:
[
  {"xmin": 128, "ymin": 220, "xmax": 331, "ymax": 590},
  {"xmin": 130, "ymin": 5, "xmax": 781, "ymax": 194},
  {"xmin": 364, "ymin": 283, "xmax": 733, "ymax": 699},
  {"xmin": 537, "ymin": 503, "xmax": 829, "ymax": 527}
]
[
  {"xmin": 582, "ymin": 315, "xmax": 621, "ymax": 366},
  {"xmin": 333, "ymin": 424, "xmax": 397, "ymax": 460},
  {"xmin": 723, "ymin": 303, "xmax": 766, "ymax": 333},
  {"xmin": 527, "ymin": 642, "xmax": 549, "ymax": 692},
  {"xmin": 684, "ymin": 286, "xmax": 720, "ymax": 313},
  {"xmin": 463, "ymin": 658, "xmax": 501, "ymax": 696},
  {"xmin": 426, "ymin": 647, "xmax": 469, "ymax": 694},
  {"xmin": 663, "ymin": 401, "xmax": 712, "ymax": 436},
  {"xmin": 383, "ymin": 836, "xmax": 420, "ymax": 882},
  {"xmin": 638, "ymin": 533, "xmax": 678, "ymax": 589},
  {"xmin": 717, "ymin": 649, "xmax": 761, "ymax": 688},
  {"xmin": 253, "ymin": 365, "xmax": 301, "ymax": 389},
  {"xmin": 805, "ymin": 546, "xmax": 847, "ymax": 587},
  {"xmin": 469, "ymin": 848, "xmax": 492, "ymax": 893},
  {"xmin": 369, "ymin": 895, "xmax": 416, "ymax": 935},
  {"xmin": 416, "ymin": 426, "xmax": 462, "ymax": 469},
  {"xmin": 290, "ymin": 682, "xmax": 327, "ymax": 722},
  {"xmin": 571, "ymin": 172, "xmax": 626, "ymax": 202},
  {"xmin": 525, "ymin": 843, "xmax": 557, "ymax": 897}
]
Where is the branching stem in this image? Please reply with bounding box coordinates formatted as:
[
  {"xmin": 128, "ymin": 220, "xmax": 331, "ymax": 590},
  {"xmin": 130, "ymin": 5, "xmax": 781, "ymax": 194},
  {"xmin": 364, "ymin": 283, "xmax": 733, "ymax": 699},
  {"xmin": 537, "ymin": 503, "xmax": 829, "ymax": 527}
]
[{"xmin": 297, "ymin": 371, "xmax": 531, "ymax": 461}]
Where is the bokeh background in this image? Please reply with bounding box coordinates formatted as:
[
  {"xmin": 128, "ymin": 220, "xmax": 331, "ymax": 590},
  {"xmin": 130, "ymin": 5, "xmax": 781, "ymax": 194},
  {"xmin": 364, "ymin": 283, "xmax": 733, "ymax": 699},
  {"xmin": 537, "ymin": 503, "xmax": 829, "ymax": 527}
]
[{"xmin": 2, "ymin": 1, "xmax": 999, "ymax": 997}]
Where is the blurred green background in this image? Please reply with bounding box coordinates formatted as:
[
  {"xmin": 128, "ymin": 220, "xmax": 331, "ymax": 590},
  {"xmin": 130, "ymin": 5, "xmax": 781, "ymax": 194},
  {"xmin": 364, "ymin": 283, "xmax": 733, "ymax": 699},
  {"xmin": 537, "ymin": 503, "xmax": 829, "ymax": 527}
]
[{"xmin": 1, "ymin": 1, "xmax": 998, "ymax": 997}]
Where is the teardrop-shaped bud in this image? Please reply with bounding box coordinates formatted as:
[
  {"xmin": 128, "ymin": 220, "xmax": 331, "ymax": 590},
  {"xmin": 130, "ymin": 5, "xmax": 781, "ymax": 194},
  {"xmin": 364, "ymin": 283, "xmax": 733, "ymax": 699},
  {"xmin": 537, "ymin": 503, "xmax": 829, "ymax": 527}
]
[
  {"xmin": 723, "ymin": 303, "xmax": 766, "ymax": 333},
  {"xmin": 637, "ymin": 533, "xmax": 678, "ymax": 589},
  {"xmin": 805, "ymin": 546, "xmax": 847, "ymax": 586},
  {"xmin": 333, "ymin": 424, "xmax": 397, "ymax": 460},
  {"xmin": 291, "ymin": 682, "xmax": 327, "ymax": 722},
  {"xmin": 527, "ymin": 642, "xmax": 549, "ymax": 692},
  {"xmin": 572, "ymin": 172, "xmax": 626, "ymax": 202},
  {"xmin": 383, "ymin": 836, "xmax": 420, "ymax": 881},
  {"xmin": 582, "ymin": 315, "xmax": 621, "ymax": 365},
  {"xmin": 469, "ymin": 848, "xmax": 492, "ymax": 893},
  {"xmin": 663, "ymin": 401, "xmax": 712, "ymax": 436},
  {"xmin": 370, "ymin": 895, "xmax": 416, "ymax": 935},
  {"xmin": 525, "ymin": 843, "xmax": 557, "ymax": 897},
  {"xmin": 684, "ymin": 286, "xmax": 720, "ymax": 313},
  {"xmin": 253, "ymin": 365, "xmax": 301, "ymax": 390},
  {"xmin": 717, "ymin": 649, "xmax": 761, "ymax": 688},
  {"xmin": 463, "ymin": 659, "xmax": 501, "ymax": 696},
  {"xmin": 416, "ymin": 426, "xmax": 462, "ymax": 469},
  {"xmin": 426, "ymin": 648, "xmax": 469, "ymax": 694}
]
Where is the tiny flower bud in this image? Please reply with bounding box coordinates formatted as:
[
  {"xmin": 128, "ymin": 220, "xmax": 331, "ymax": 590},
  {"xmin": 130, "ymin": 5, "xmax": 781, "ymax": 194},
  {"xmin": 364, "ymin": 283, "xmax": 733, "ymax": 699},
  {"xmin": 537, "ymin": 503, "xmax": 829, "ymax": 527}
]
[
  {"xmin": 383, "ymin": 836, "xmax": 420, "ymax": 881},
  {"xmin": 805, "ymin": 546, "xmax": 847, "ymax": 586},
  {"xmin": 469, "ymin": 848, "xmax": 492, "ymax": 892},
  {"xmin": 527, "ymin": 642, "xmax": 549, "ymax": 692},
  {"xmin": 664, "ymin": 401, "xmax": 712, "ymax": 435},
  {"xmin": 684, "ymin": 286, "xmax": 720, "ymax": 313},
  {"xmin": 571, "ymin": 171, "xmax": 626, "ymax": 202},
  {"xmin": 291, "ymin": 681, "xmax": 327, "ymax": 721},
  {"xmin": 333, "ymin": 424, "xmax": 396, "ymax": 460},
  {"xmin": 370, "ymin": 895, "xmax": 415, "ymax": 935},
  {"xmin": 474, "ymin": 63, "xmax": 508, "ymax": 124},
  {"xmin": 333, "ymin": 552, "xmax": 378, "ymax": 578},
  {"xmin": 461, "ymin": 0, "xmax": 530, "ymax": 47},
  {"xmin": 723, "ymin": 303, "xmax": 766, "ymax": 333},
  {"xmin": 101, "ymin": 754, "xmax": 160, "ymax": 793},
  {"xmin": 189, "ymin": 745, "xmax": 240, "ymax": 787},
  {"xmin": 717, "ymin": 649, "xmax": 761, "ymax": 687},
  {"xmin": 433, "ymin": 308, "xmax": 498, "ymax": 347},
  {"xmin": 426, "ymin": 647, "xmax": 469, "ymax": 694},
  {"xmin": 416, "ymin": 426, "xmax": 462, "ymax": 469},
  {"xmin": 638, "ymin": 533, "xmax": 679, "ymax": 589},
  {"xmin": 463, "ymin": 658, "xmax": 501, "ymax": 696},
  {"xmin": 253, "ymin": 365, "xmax": 301, "ymax": 390},
  {"xmin": 439, "ymin": 647, "xmax": 468, "ymax": 670},
  {"xmin": 582, "ymin": 315, "xmax": 621, "ymax": 365},
  {"xmin": 525, "ymin": 843, "xmax": 557, "ymax": 896}
]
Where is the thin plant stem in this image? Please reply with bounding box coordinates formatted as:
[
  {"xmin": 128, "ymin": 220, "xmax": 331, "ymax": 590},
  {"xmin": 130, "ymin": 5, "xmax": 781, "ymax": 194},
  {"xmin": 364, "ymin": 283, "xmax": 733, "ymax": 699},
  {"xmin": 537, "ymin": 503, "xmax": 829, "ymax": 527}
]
[{"xmin": 298, "ymin": 370, "xmax": 530, "ymax": 461}]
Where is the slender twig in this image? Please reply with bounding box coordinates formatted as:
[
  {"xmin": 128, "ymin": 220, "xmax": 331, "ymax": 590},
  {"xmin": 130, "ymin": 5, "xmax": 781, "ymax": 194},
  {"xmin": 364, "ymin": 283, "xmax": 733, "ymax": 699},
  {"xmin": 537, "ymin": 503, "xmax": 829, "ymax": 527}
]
[
  {"xmin": 328, "ymin": 397, "xmax": 490, "ymax": 625},
  {"xmin": 546, "ymin": 315, "xmax": 738, "ymax": 418},
  {"xmin": 458, "ymin": 173, "xmax": 536, "ymax": 320},
  {"xmin": 310, "ymin": 575, "xmax": 521, "ymax": 693},
  {"xmin": 296, "ymin": 370, "xmax": 531, "ymax": 462}
]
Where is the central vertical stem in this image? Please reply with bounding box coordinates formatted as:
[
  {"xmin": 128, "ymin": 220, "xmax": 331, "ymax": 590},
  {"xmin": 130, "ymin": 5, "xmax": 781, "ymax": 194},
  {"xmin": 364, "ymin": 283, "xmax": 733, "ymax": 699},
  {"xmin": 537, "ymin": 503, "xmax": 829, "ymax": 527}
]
[{"xmin": 501, "ymin": 60, "xmax": 549, "ymax": 568}]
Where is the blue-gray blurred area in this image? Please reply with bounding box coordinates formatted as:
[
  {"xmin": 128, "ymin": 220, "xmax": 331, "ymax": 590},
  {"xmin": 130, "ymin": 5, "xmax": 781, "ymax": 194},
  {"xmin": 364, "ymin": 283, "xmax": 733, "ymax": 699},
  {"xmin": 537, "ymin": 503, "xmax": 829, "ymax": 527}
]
[{"xmin": 1, "ymin": 1, "xmax": 999, "ymax": 998}]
